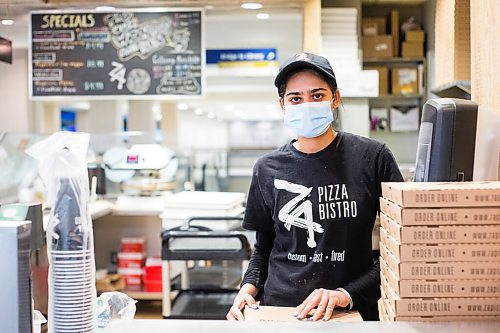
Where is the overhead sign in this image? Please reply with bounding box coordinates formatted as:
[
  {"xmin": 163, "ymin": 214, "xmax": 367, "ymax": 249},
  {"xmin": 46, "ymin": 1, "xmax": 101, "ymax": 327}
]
[
  {"xmin": 30, "ymin": 9, "xmax": 204, "ymax": 99},
  {"xmin": 206, "ymin": 48, "xmax": 277, "ymax": 64}
]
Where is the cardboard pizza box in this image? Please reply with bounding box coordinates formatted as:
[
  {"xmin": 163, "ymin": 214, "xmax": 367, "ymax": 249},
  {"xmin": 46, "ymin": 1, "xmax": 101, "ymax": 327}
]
[
  {"xmin": 244, "ymin": 305, "xmax": 362, "ymax": 322},
  {"xmin": 380, "ymin": 241, "xmax": 500, "ymax": 280},
  {"xmin": 380, "ymin": 227, "xmax": 500, "ymax": 262},
  {"xmin": 381, "ymin": 256, "xmax": 500, "ymax": 298},
  {"xmin": 380, "ymin": 212, "xmax": 500, "ymax": 244},
  {"xmin": 381, "ymin": 182, "xmax": 500, "ymax": 208},
  {"xmin": 381, "ymin": 291, "xmax": 499, "ymax": 322},
  {"xmin": 379, "ymin": 197, "xmax": 500, "ymax": 226},
  {"xmin": 381, "ymin": 274, "xmax": 500, "ymax": 316}
]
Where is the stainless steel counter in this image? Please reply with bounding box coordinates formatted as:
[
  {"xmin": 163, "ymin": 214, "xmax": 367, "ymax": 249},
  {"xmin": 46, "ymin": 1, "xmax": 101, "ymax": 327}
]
[{"xmin": 103, "ymin": 319, "xmax": 500, "ymax": 333}]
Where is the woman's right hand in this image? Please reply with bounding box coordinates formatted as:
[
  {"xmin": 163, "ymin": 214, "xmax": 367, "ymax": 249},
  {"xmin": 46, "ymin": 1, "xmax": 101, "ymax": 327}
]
[{"xmin": 226, "ymin": 284, "xmax": 259, "ymax": 321}]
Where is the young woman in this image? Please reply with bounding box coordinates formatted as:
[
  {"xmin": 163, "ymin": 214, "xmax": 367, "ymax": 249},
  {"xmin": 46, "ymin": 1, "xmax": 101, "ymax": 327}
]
[{"xmin": 227, "ymin": 52, "xmax": 403, "ymax": 321}]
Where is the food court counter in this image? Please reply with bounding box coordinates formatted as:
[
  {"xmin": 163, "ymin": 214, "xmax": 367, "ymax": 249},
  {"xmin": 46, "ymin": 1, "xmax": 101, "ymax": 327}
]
[{"xmin": 103, "ymin": 319, "xmax": 500, "ymax": 333}]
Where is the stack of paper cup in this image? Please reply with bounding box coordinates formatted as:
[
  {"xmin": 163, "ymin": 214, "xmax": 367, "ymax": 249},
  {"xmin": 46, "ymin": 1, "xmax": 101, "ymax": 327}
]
[{"xmin": 49, "ymin": 249, "xmax": 96, "ymax": 333}]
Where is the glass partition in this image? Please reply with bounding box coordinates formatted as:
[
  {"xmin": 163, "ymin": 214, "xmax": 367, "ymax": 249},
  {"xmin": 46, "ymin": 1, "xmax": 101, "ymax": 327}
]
[{"xmin": 0, "ymin": 132, "xmax": 47, "ymax": 203}]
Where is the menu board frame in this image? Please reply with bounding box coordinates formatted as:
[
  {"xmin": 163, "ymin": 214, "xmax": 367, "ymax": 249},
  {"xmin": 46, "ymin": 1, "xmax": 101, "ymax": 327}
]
[{"xmin": 29, "ymin": 8, "xmax": 205, "ymax": 100}]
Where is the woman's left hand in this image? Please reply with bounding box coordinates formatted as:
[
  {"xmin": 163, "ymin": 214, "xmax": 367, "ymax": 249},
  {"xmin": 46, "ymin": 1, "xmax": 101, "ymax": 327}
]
[{"xmin": 294, "ymin": 288, "xmax": 349, "ymax": 321}]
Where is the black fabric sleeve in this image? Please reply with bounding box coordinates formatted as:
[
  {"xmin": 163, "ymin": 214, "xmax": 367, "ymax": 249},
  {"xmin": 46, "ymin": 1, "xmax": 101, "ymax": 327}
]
[
  {"xmin": 242, "ymin": 162, "xmax": 274, "ymax": 232},
  {"xmin": 241, "ymin": 161, "xmax": 276, "ymax": 289},
  {"xmin": 342, "ymin": 144, "xmax": 403, "ymax": 318},
  {"xmin": 376, "ymin": 144, "xmax": 404, "ymax": 194},
  {"xmin": 241, "ymin": 229, "xmax": 275, "ymax": 289}
]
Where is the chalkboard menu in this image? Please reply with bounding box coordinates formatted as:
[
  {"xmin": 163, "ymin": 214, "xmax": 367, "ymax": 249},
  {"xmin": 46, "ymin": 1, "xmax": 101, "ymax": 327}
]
[{"xmin": 30, "ymin": 9, "xmax": 203, "ymax": 99}]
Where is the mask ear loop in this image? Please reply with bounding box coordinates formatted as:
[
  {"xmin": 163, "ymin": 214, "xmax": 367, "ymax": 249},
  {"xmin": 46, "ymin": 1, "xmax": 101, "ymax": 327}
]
[{"xmin": 331, "ymin": 89, "xmax": 340, "ymax": 123}]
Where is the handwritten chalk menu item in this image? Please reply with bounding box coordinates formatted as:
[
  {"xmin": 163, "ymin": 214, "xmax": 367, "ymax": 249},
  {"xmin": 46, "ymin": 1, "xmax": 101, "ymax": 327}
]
[{"xmin": 30, "ymin": 9, "xmax": 203, "ymax": 98}]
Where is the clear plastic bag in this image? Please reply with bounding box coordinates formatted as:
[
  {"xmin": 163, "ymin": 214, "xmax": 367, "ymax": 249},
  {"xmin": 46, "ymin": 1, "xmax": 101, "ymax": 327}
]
[
  {"xmin": 96, "ymin": 292, "xmax": 137, "ymax": 328},
  {"xmin": 26, "ymin": 132, "xmax": 97, "ymax": 333}
]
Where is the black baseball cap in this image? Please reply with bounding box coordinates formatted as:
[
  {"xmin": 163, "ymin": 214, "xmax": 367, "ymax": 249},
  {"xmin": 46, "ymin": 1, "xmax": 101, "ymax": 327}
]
[{"xmin": 274, "ymin": 52, "xmax": 337, "ymax": 89}]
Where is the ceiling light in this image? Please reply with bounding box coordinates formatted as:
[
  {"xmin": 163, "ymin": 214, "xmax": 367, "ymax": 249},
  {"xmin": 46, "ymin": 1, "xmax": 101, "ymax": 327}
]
[
  {"xmin": 95, "ymin": 6, "xmax": 116, "ymax": 11},
  {"xmin": 207, "ymin": 112, "xmax": 215, "ymax": 119},
  {"xmin": 241, "ymin": 3, "xmax": 263, "ymax": 10},
  {"xmin": 194, "ymin": 108, "xmax": 204, "ymax": 115},
  {"xmin": 1, "ymin": 19, "xmax": 14, "ymax": 25},
  {"xmin": 177, "ymin": 103, "xmax": 189, "ymax": 110},
  {"xmin": 256, "ymin": 13, "xmax": 270, "ymax": 20},
  {"xmin": 224, "ymin": 104, "xmax": 235, "ymax": 112}
]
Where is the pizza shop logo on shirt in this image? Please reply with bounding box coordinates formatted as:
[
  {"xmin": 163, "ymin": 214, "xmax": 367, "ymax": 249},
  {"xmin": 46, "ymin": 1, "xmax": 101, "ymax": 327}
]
[
  {"xmin": 317, "ymin": 184, "xmax": 358, "ymax": 220},
  {"xmin": 275, "ymin": 179, "xmax": 358, "ymax": 248}
]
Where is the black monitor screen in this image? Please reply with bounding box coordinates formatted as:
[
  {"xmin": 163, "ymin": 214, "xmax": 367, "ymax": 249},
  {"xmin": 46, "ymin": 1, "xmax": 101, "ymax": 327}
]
[{"xmin": 0, "ymin": 36, "xmax": 12, "ymax": 64}]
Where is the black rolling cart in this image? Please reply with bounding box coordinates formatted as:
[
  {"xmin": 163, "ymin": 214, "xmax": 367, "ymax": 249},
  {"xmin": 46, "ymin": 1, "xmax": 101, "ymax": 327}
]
[{"xmin": 161, "ymin": 217, "xmax": 251, "ymax": 319}]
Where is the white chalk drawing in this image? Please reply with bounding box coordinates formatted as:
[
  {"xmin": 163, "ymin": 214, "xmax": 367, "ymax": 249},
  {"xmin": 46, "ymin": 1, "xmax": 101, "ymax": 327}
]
[
  {"xmin": 109, "ymin": 61, "xmax": 126, "ymax": 90},
  {"xmin": 104, "ymin": 13, "xmax": 192, "ymax": 61},
  {"xmin": 156, "ymin": 75, "xmax": 201, "ymax": 95},
  {"xmin": 126, "ymin": 68, "xmax": 151, "ymax": 94},
  {"xmin": 274, "ymin": 179, "xmax": 324, "ymax": 248}
]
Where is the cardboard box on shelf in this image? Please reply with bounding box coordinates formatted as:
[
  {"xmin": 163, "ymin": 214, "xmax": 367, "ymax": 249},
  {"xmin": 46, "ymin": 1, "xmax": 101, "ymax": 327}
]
[
  {"xmin": 380, "ymin": 212, "xmax": 500, "ymax": 244},
  {"xmin": 380, "ymin": 227, "xmax": 500, "ymax": 262},
  {"xmin": 402, "ymin": 41, "xmax": 424, "ymax": 58},
  {"xmin": 362, "ymin": 22, "xmax": 379, "ymax": 36},
  {"xmin": 389, "ymin": 105, "xmax": 420, "ymax": 132},
  {"xmin": 391, "ymin": 68, "xmax": 418, "ymax": 95},
  {"xmin": 243, "ymin": 305, "xmax": 362, "ymax": 322},
  {"xmin": 362, "ymin": 17, "xmax": 387, "ymax": 35},
  {"xmin": 365, "ymin": 66, "xmax": 388, "ymax": 95},
  {"xmin": 380, "ymin": 241, "xmax": 500, "ymax": 280},
  {"xmin": 381, "ymin": 275, "xmax": 500, "ymax": 316},
  {"xmin": 96, "ymin": 274, "xmax": 125, "ymax": 292},
  {"xmin": 381, "ymin": 181, "xmax": 500, "ymax": 208},
  {"xmin": 381, "ymin": 257, "xmax": 500, "ymax": 298},
  {"xmin": 363, "ymin": 35, "xmax": 393, "ymax": 59},
  {"xmin": 390, "ymin": 10, "xmax": 399, "ymax": 57},
  {"xmin": 406, "ymin": 30, "xmax": 425, "ymax": 42},
  {"xmin": 379, "ymin": 197, "xmax": 500, "ymax": 226}
]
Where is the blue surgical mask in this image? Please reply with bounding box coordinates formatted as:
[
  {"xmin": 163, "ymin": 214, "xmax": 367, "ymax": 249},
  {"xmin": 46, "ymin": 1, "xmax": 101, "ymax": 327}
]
[{"xmin": 283, "ymin": 100, "xmax": 334, "ymax": 138}]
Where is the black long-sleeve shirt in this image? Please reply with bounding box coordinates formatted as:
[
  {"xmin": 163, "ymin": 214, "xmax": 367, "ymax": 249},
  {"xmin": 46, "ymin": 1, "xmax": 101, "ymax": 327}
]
[{"xmin": 241, "ymin": 131, "xmax": 403, "ymax": 320}]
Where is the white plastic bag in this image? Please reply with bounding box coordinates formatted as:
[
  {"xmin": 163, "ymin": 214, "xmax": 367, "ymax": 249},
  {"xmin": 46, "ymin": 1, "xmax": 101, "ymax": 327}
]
[{"xmin": 96, "ymin": 292, "xmax": 137, "ymax": 328}]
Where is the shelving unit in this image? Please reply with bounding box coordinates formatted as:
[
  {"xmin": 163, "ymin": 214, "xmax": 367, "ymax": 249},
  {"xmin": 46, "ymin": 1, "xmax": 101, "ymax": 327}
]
[
  {"xmin": 123, "ymin": 286, "xmax": 163, "ymax": 301},
  {"xmin": 364, "ymin": 57, "xmax": 425, "ymax": 64},
  {"xmin": 368, "ymin": 94, "xmax": 424, "ymax": 100},
  {"xmin": 361, "ymin": 1, "xmax": 430, "ymax": 166},
  {"xmin": 364, "ymin": 56, "xmax": 426, "ymax": 120}
]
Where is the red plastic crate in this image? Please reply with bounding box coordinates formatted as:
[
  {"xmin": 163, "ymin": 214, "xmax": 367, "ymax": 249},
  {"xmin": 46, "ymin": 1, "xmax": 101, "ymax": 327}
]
[
  {"xmin": 122, "ymin": 275, "xmax": 142, "ymax": 286},
  {"xmin": 121, "ymin": 237, "xmax": 146, "ymax": 253},
  {"xmin": 144, "ymin": 265, "xmax": 162, "ymax": 281},
  {"xmin": 144, "ymin": 279, "xmax": 162, "ymax": 292},
  {"xmin": 118, "ymin": 252, "xmax": 146, "ymax": 269}
]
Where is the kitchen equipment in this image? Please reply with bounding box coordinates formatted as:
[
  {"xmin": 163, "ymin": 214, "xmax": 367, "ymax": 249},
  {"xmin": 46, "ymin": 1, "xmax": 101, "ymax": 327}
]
[{"xmin": 414, "ymin": 98, "xmax": 478, "ymax": 182}]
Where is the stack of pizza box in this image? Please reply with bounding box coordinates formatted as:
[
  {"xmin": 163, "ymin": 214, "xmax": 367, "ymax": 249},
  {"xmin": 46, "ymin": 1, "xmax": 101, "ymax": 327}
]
[{"xmin": 378, "ymin": 181, "xmax": 500, "ymax": 322}]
